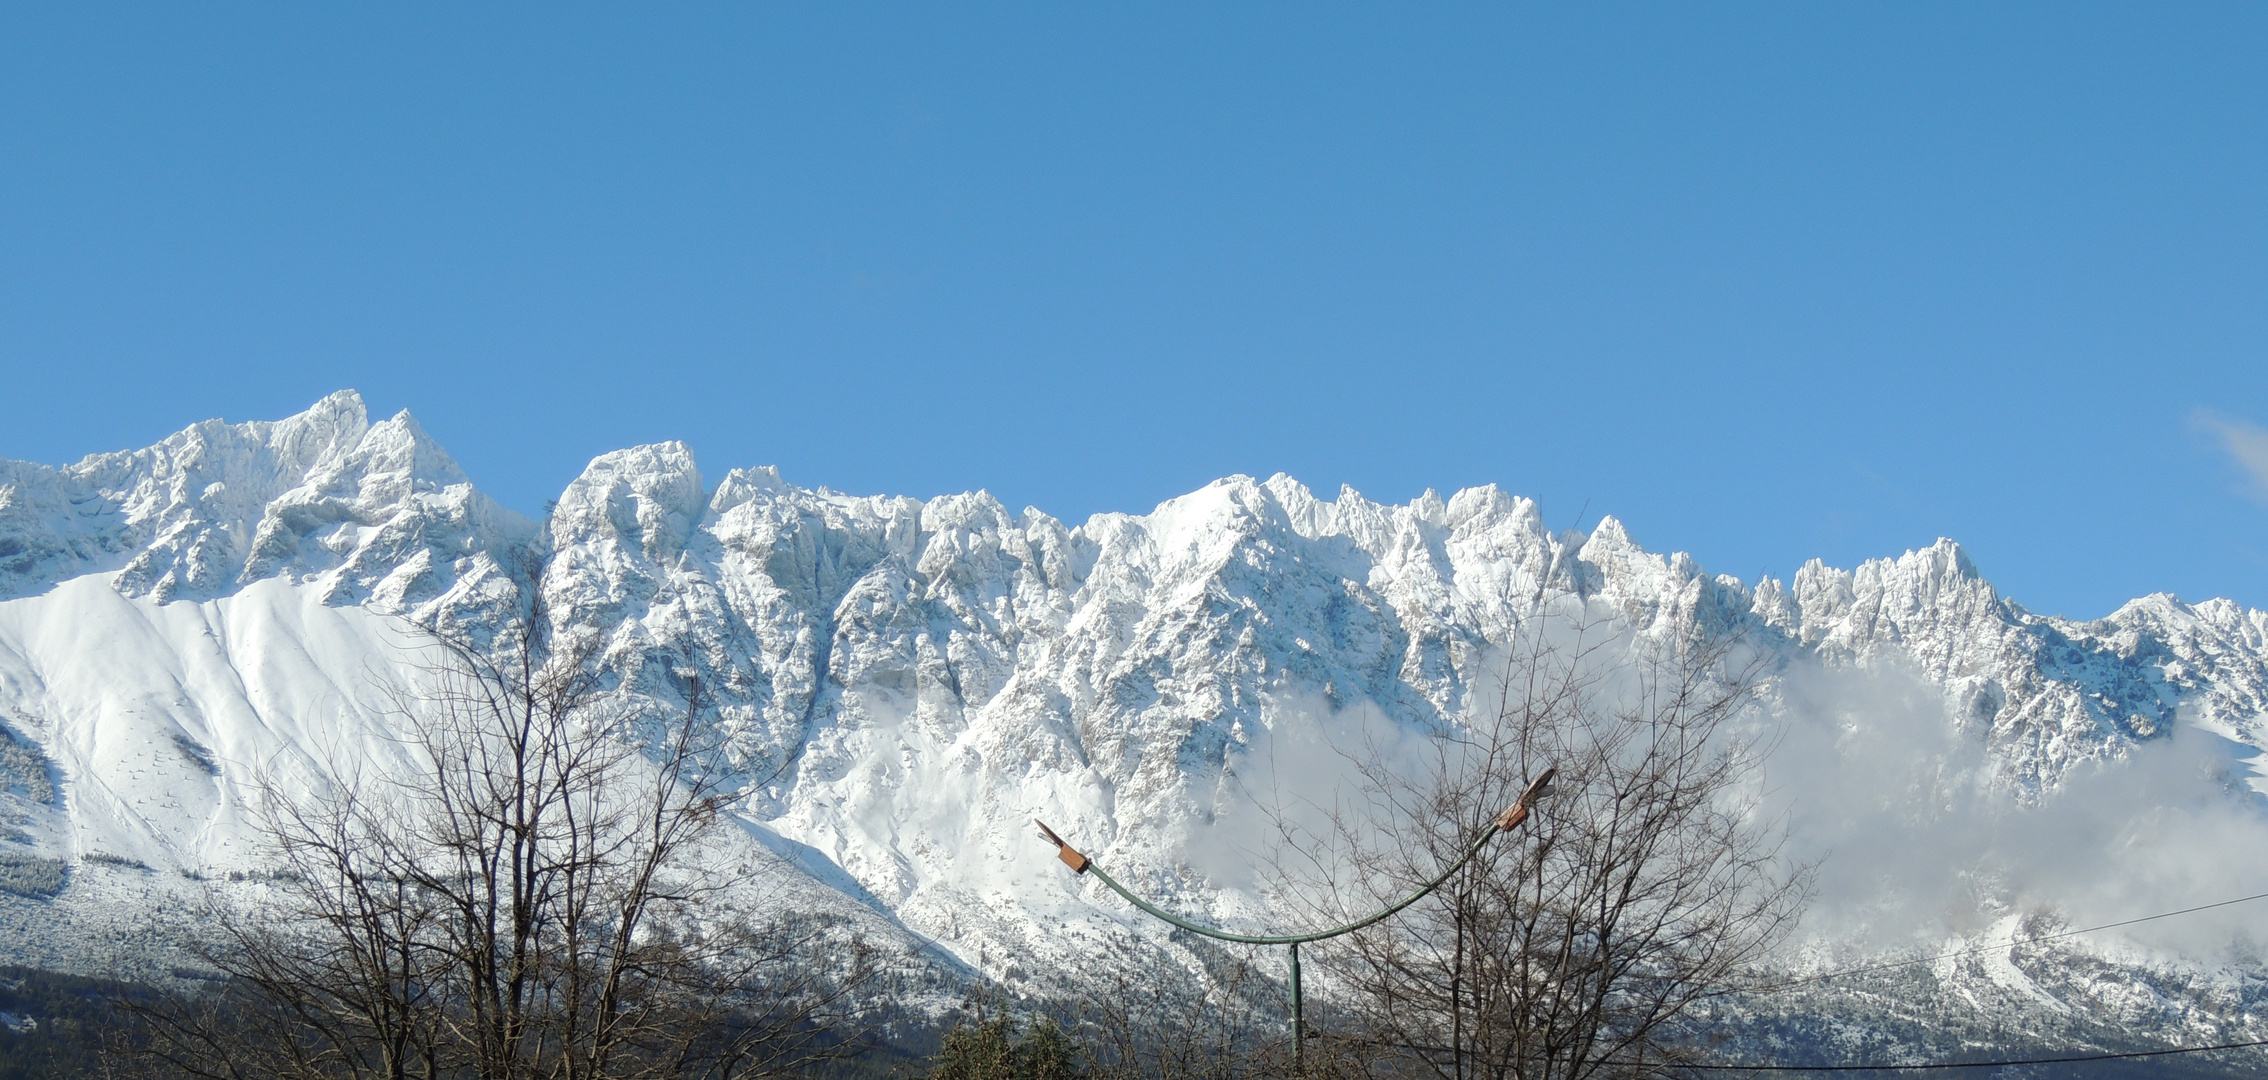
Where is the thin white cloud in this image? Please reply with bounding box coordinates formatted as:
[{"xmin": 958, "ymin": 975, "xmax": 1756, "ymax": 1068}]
[{"xmin": 2194, "ymin": 409, "xmax": 2268, "ymax": 503}]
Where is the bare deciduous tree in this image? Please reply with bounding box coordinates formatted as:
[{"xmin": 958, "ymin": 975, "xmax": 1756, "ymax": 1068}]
[
  {"xmin": 1293, "ymin": 619, "xmax": 1808, "ymax": 1080},
  {"xmin": 1070, "ymin": 953, "xmax": 1288, "ymax": 1080},
  {"xmin": 127, "ymin": 598, "xmax": 876, "ymax": 1080}
]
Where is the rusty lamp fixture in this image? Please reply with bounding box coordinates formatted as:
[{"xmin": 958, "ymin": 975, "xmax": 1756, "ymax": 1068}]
[{"xmin": 1035, "ymin": 766, "xmax": 1556, "ymax": 1074}]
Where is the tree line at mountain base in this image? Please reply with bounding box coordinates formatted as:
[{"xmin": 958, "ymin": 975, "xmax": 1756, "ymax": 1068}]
[{"xmin": 2, "ymin": 962, "xmax": 2264, "ymax": 1080}]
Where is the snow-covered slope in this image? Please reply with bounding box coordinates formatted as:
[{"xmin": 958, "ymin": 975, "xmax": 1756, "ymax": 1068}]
[{"xmin": 3, "ymin": 392, "xmax": 2266, "ymax": 1045}]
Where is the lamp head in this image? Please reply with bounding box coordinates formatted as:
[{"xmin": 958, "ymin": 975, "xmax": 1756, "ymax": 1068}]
[
  {"xmin": 1492, "ymin": 766, "xmax": 1558, "ymax": 832},
  {"xmin": 1034, "ymin": 819, "xmax": 1091, "ymax": 874}
]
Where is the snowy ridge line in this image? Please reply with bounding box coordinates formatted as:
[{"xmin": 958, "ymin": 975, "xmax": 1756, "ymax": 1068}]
[{"xmin": 4, "ymin": 391, "xmax": 2264, "ymax": 792}]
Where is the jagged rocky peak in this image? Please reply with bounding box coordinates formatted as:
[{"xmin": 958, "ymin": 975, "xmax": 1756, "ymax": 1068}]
[
  {"xmin": 1786, "ymin": 539, "xmax": 2003, "ymax": 654},
  {"xmin": 0, "ymin": 390, "xmax": 530, "ymax": 606},
  {"xmin": 551, "ymin": 441, "xmax": 706, "ymax": 563}
]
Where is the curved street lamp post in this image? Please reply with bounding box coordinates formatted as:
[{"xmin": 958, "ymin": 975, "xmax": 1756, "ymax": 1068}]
[{"xmin": 1035, "ymin": 766, "xmax": 1556, "ymax": 1075}]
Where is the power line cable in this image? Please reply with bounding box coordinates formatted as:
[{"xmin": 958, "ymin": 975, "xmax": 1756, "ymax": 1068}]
[
  {"xmin": 1658, "ymin": 1036, "xmax": 2268, "ymax": 1072},
  {"xmin": 1358, "ymin": 891, "xmax": 2268, "ymax": 1072},
  {"xmin": 1734, "ymin": 888, "xmax": 2268, "ymax": 996},
  {"xmin": 1368, "ymin": 1035, "xmax": 2268, "ymax": 1074}
]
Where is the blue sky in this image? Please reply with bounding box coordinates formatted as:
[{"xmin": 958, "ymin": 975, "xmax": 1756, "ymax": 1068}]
[{"xmin": 2, "ymin": 4, "xmax": 2265, "ymax": 619}]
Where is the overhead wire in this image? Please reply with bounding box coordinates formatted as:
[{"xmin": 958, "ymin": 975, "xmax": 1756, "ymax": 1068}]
[
  {"xmin": 1660, "ymin": 1037, "xmax": 2268, "ymax": 1072},
  {"xmin": 1350, "ymin": 889, "xmax": 2268, "ymax": 1073},
  {"xmin": 1731, "ymin": 887, "xmax": 2268, "ymax": 996},
  {"xmin": 1367, "ymin": 1035, "xmax": 2268, "ymax": 1075}
]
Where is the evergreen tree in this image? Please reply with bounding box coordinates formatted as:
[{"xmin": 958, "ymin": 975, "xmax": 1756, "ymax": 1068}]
[
  {"xmin": 1015, "ymin": 1019, "xmax": 1082, "ymax": 1080},
  {"xmin": 926, "ymin": 1012, "xmax": 1082, "ymax": 1080}
]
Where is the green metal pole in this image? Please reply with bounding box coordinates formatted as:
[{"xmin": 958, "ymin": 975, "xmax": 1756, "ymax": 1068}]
[{"xmin": 1289, "ymin": 940, "xmax": 1304, "ymax": 1075}]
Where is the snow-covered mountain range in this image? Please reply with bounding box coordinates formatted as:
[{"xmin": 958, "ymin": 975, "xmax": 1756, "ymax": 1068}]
[{"xmin": 3, "ymin": 392, "xmax": 2266, "ymax": 1062}]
